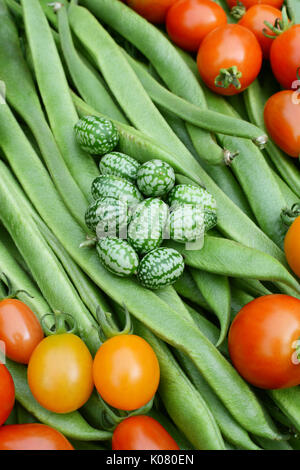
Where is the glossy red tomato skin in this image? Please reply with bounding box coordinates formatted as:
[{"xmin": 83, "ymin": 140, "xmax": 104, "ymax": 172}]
[
  {"xmin": 126, "ymin": 0, "xmax": 177, "ymax": 23},
  {"xmin": 0, "ymin": 299, "xmax": 44, "ymax": 364},
  {"xmin": 284, "ymin": 217, "xmax": 300, "ymax": 278},
  {"xmin": 112, "ymin": 416, "xmax": 180, "ymax": 450},
  {"xmin": 228, "ymin": 295, "xmax": 300, "ymax": 389},
  {"xmin": 270, "ymin": 25, "xmax": 300, "ymax": 89},
  {"xmin": 0, "ymin": 424, "xmax": 74, "ymax": 450},
  {"xmin": 264, "ymin": 90, "xmax": 300, "ymax": 158},
  {"xmin": 93, "ymin": 335, "xmax": 160, "ymax": 411},
  {"xmin": 197, "ymin": 24, "xmax": 262, "ymax": 95},
  {"xmin": 227, "ymin": 0, "xmax": 284, "ymax": 9},
  {"xmin": 166, "ymin": 0, "xmax": 227, "ymax": 52},
  {"xmin": 238, "ymin": 5, "xmax": 282, "ymax": 59},
  {"xmin": 0, "ymin": 364, "xmax": 15, "ymax": 426}
]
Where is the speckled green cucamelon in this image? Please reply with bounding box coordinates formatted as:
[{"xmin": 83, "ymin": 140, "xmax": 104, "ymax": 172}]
[
  {"xmin": 99, "ymin": 151, "xmax": 140, "ymax": 183},
  {"xmin": 169, "ymin": 204, "xmax": 204, "ymax": 243},
  {"xmin": 128, "ymin": 197, "xmax": 169, "ymax": 255},
  {"xmin": 96, "ymin": 237, "xmax": 139, "ymax": 277},
  {"xmin": 137, "ymin": 159, "xmax": 175, "ymax": 197},
  {"xmin": 168, "ymin": 184, "xmax": 217, "ymax": 231},
  {"xmin": 137, "ymin": 247, "xmax": 185, "ymax": 290},
  {"xmin": 84, "ymin": 196, "xmax": 128, "ymax": 236},
  {"xmin": 91, "ymin": 175, "xmax": 143, "ymax": 209},
  {"xmin": 74, "ymin": 115, "xmax": 119, "ymax": 155}
]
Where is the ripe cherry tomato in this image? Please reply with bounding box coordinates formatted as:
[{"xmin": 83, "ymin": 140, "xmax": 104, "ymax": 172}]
[
  {"xmin": 284, "ymin": 216, "xmax": 300, "ymax": 278},
  {"xmin": 0, "ymin": 364, "xmax": 15, "ymax": 426},
  {"xmin": 264, "ymin": 90, "xmax": 300, "ymax": 158},
  {"xmin": 0, "ymin": 299, "xmax": 44, "ymax": 364},
  {"xmin": 197, "ymin": 24, "xmax": 262, "ymax": 95},
  {"xmin": 125, "ymin": 0, "xmax": 177, "ymax": 23},
  {"xmin": 112, "ymin": 415, "xmax": 179, "ymax": 450},
  {"xmin": 228, "ymin": 294, "xmax": 300, "ymax": 389},
  {"xmin": 93, "ymin": 335, "xmax": 160, "ymax": 411},
  {"xmin": 27, "ymin": 333, "xmax": 94, "ymax": 413},
  {"xmin": 227, "ymin": 0, "xmax": 284, "ymax": 10},
  {"xmin": 238, "ymin": 5, "xmax": 282, "ymax": 58},
  {"xmin": 0, "ymin": 424, "xmax": 74, "ymax": 450},
  {"xmin": 270, "ymin": 25, "xmax": 300, "ymax": 89},
  {"xmin": 166, "ymin": 0, "xmax": 227, "ymax": 52}
]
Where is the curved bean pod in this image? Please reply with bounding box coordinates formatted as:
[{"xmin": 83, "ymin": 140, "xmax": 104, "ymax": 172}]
[
  {"xmin": 174, "ymin": 269, "xmax": 210, "ymax": 310},
  {"xmin": 269, "ymin": 388, "xmax": 300, "ymax": 434}
]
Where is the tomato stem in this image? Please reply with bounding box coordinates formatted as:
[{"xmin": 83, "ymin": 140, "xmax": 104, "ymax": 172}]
[
  {"xmin": 230, "ymin": 1, "xmax": 246, "ymax": 20},
  {"xmin": 215, "ymin": 66, "xmax": 242, "ymax": 90},
  {"xmin": 0, "ymin": 272, "xmax": 33, "ymax": 301},
  {"xmin": 281, "ymin": 203, "xmax": 300, "ymax": 226},
  {"xmin": 41, "ymin": 311, "xmax": 77, "ymax": 336},
  {"xmin": 96, "ymin": 303, "xmax": 133, "ymax": 342},
  {"xmin": 262, "ymin": 7, "xmax": 292, "ymax": 39}
]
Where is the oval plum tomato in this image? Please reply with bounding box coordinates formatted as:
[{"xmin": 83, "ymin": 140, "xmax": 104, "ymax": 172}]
[
  {"xmin": 0, "ymin": 299, "xmax": 44, "ymax": 364},
  {"xmin": 166, "ymin": 0, "xmax": 227, "ymax": 52},
  {"xmin": 227, "ymin": 0, "xmax": 284, "ymax": 10},
  {"xmin": 112, "ymin": 415, "xmax": 179, "ymax": 450},
  {"xmin": 0, "ymin": 364, "xmax": 15, "ymax": 426},
  {"xmin": 238, "ymin": 5, "xmax": 282, "ymax": 59},
  {"xmin": 270, "ymin": 25, "xmax": 300, "ymax": 89},
  {"xmin": 284, "ymin": 216, "xmax": 300, "ymax": 278},
  {"xmin": 125, "ymin": 0, "xmax": 177, "ymax": 23},
  {"xmin": 264, "ymin": 90, "xmax": 300, "ymax": 158},
  {"xmin": 27, "ymin": 333, "xmax": 94, "ymax": 413},
  {"xmin": 197, "ymin": 24, "xmax": 262, "ymax": 95},
  {"xmin": 228, "ymin": 294, "xmax": 300, "ymax": 389},
  {"xmin": 0, "ymin": 424, "xmax": 74, "ymax": 450},
  {"xmin": 93, "ymin": 335, "xmax": 160, "ymax": 411}
]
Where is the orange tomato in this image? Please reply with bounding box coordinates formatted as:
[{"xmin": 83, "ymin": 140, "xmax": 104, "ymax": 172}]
[
  {"xmin": 228, "ymin": 295, "xmax": 300, "ymax": 389},
  {"xmin": 0, "ymin": 424, "xmax": 74, "ymax": 450},
  {"xmin": 0, "ymin": 299, "xmax": 44, "ymax": 364},
  {"xmin": 264, "ymin": 90, "xmax": 300, "ymax": 158},
  {"xmin": 93, "ymin": 335, "xmax": 160, "ymax": 411},
  {"xmin": 126, "ymin": 0, "xmax": 177, "ymax": 23},
  {"xmin": 285, "ymin": 216, "xmax": 300, "ymax": 278},
  {"xmin": 0, "ymin": 364, "xmax": 15, "ymax": 426},
  {"xmin": 28, "ymin": 334, "xmax": 94, "ymax": 413}
]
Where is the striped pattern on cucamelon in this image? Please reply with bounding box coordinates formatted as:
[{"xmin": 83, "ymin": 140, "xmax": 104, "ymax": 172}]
[
  {"xmin": 168, "ymin": 184, "xmax": 217, "ymax": 231},
  {"xmin": 137, "ymin": 159, "xmax": 175, "ymax": 197},
  {"xmin": 85, "ymin": 197, "xmax": 128, "ymax": 236},
  {"xmin": 91, "ymin": 175, "xmax": 143, "ymax": 209},
  {"xmin": 137, "ymin": 247, "xmax": 185, "ymax": 290},
  {"xmin": 74, "ymin": 115, "xmax": 119, "ymax": 155},
  {"xmin": 99, "ymin": 152, "xmax": 141, "ymax": 183},
  {"xmin": 96, "ymin": 237, "xmax": 139, "ymax": 277},
  {"xmin": 128, "ymin": 198, "xmax": 169, "ymax": 255},
  {"xmin": 169, "ymin": 204, "xmax": 205, "ymax": 243}
]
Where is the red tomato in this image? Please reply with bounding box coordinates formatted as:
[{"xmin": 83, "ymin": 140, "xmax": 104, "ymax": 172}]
[
  {"xmin": 0, "ymin": 424, "xmax": 74, "ymax": 450},
  {"xmin": 0, "ymin": 364, "xmax": 15, "ymax": 426},
  {"xmin": 227, "ymin": 0, "xmax": 284, "ymax": 9},
  {"xmin": 228, "ymin": 295, "xmax": 300, "ymax": 389},
  {"xmin": 125, "ymin": 0, "xmax": 177, "ymax": 23},
  {"xmin": 270, "ymin": 25, "xmax": 300, "ymax": 89},
  {"xmin": 166, "ymin": 0, "xmax": 227, "ymax": 52},
  {"xmin": 93, "ymin": 335, "xmax": 160, "ymax": 411},
  {"xmin": 112, "ymin": 415, "xmax": 179, "ymax": 450},
  {"xmin": 264, "ymin": 90, "xmax": 300, "ymax": 158},
  {"xmin": 284, "ymin": 216, "xmax": 300, "ymax": 278},
  {"xmin": 28, "ymin": 333, "xmax": 94, "ymax": 413},
  {"xmin": 197, "ymin": 24, "xmax": 262, "ymax": 95},
  {"xmin": 0, "ymin": 299, "xmax": 44, "ymax": 364},
  {"xmin": 238, "ymin": 5, "xmax": 282, "ymax": 58}
]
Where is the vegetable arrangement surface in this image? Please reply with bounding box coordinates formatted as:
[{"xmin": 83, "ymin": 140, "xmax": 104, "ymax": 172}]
[{"xmin": 0, "ymin": 0, "xmax": 299, "ymax": 452}]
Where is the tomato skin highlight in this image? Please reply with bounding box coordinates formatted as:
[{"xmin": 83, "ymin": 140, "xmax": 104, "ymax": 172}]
[
  {"xmin": 112, "ymin": 415, "xmax": 180, "ymax": 450},
  {"xmin": 197, "ymin": 24, "xmax": 262, "ymax": 95},
  {"xmin": 27, "ymin": 333, "xmax": 94, "ymax": 414},
  {"xmin": 0, "ymin": 299, "xmax": 44, "ymax": 364},
  {"xmin": 238, "ymin": 5, "xmax": 282, "ymax": 59},
  {"xmin": 227, "ymin": 0, "xmax": 284, "ymax": 9},
  {"xmin": 284, "ymin": 217, "xmax": 300, "ymax": 278},
  {"xmin": 0, "ymin": 364, "xmax": 15, "ymax": 426},
  {"xmin": 264, "ymin": 90, "xmax": 300, "ymax": 158},
  {"xmin": 270, "ymin": 25, "xmax": 300, "ymax": 90},
  {"xmin": 228, "ymin": 295, "xmax": 300, "ymax": 389},
  {"xmin": 0, "ymin": 424, "xmax": 74, "ymax": 450},
  {"xmin": 93, "ymin": 335, "xmax": 160, "ymax": 411},
  {"xmin": 126, "ymin": 0, "xmax": 177, "ymax": 23},
  {"xmin": 166, "ymin": 0, "xmax": 227, "ymax": 52}
]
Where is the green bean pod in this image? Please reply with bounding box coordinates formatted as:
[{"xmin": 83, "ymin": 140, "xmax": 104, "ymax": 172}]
[
  {"xmin": 21, "ymin": 0, "xmax": 99, "ymax": 199},
  {"xmin": 287, "ymin": 0, "xmax": 300, "ymax": 25},
  {"xmin": 269, "ymin": 388, "xmax": 300, "ymax": 434},
  {"xmin": 147, "ymin": 410, "xmax": 194, "ymax": 450},
  {"xmin": 174, "ymin": 269, "xmax": 210, "ymax": 310},
  {"xmin": 231, "ymin": 278, "xmax": 272, "ymax": 298},
  {"xmin": 6, "ymin": 359, "xmax": 112, "ymax": 441},
  {"xmin": 254, "ymin": 437, "xmax": 292, "ymax": 451}
]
